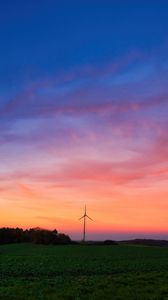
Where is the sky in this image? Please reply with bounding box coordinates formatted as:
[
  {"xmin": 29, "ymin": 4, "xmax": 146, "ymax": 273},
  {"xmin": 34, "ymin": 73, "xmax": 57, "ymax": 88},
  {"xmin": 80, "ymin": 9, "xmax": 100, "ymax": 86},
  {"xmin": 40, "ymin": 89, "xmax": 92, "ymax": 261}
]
[{"xmin": 0, "ymin": 1, "xmax": 168, "ymax": 240}]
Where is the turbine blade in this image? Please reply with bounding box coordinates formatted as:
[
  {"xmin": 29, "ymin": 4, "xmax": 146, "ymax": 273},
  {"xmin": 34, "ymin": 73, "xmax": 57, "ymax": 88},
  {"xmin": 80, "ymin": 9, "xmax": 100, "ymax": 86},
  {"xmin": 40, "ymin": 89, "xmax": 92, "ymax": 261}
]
[
  {"xmin": 86, "ymin": 215, "xmax": 93, "ymax": 221},
  {"xmin": 79, "ymin": 215, "xmax": 85, "ymax": 220}
]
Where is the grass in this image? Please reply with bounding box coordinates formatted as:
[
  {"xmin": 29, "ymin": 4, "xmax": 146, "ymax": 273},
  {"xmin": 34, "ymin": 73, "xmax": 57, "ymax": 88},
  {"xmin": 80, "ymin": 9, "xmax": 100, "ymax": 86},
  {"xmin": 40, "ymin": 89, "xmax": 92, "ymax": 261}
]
[{"xmin": 1, "ymin": 243, "xmax": 168, "ymax": 299}]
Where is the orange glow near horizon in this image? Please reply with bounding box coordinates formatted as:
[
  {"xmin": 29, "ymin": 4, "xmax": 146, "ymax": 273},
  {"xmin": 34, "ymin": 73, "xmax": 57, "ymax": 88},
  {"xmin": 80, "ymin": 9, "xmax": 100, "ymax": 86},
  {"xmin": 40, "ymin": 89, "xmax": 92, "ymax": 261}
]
[{"xmin": 1, "ymin": 173, "xmax": 168, "ymax": 240}]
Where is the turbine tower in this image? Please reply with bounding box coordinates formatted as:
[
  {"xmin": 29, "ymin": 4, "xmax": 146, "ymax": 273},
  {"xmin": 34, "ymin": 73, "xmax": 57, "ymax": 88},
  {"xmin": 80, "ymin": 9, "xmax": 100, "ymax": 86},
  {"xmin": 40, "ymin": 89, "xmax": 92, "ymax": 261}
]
[{"xmin": 79, "ymin": 205, "xmax": 93, "ymax": 242}]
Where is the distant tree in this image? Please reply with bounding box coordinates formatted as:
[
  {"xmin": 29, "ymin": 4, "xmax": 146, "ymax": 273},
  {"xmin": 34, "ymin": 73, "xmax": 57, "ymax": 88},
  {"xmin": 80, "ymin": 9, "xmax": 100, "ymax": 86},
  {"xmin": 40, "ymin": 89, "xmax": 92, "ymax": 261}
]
[
  {"xmin": 31, "ymin": 228, "xmax": 56, "ymax": 245},
  {"xmin": 103, "ymin": 240, "xmax": 118, "ymax": 245},
  {"xmin": 0, "ymin": 227, "xmax": 24, "ymax": 244},
  {"xmin": 0, "ymin": 227, "xmax": 71, "ymax": 245},
  {"xmin": 56, "ymin": 233, "xmax": 71, "ymax": 244}
]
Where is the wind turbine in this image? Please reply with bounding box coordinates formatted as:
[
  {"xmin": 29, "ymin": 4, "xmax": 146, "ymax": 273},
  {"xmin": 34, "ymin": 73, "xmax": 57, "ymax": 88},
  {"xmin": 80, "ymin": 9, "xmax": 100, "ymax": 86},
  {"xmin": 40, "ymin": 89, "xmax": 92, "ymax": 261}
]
[{"xmin": 79, "ymin": 205, "xmax": 93, "ymax": 242}]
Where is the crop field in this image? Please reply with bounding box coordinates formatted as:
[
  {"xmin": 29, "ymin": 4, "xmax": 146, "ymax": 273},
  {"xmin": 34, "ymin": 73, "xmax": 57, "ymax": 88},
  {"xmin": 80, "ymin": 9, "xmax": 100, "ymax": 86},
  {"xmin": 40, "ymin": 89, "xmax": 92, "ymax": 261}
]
[{"xmin": 1, "ymin": 243, "xmax": 168, "ymax": 300}]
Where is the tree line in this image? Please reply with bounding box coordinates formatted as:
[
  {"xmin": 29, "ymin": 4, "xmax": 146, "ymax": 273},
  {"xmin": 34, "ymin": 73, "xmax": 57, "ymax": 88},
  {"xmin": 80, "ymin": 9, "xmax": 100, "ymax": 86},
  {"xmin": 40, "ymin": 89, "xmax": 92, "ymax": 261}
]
[{"xmin": 0, "ymin": 227, "xmax": 72, "ymax": 245}]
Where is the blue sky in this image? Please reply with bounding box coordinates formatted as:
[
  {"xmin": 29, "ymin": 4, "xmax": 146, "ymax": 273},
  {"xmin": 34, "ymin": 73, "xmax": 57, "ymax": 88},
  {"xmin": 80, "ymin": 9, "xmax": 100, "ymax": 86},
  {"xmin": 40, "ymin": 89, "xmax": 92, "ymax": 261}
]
[{"xmin": 0, "ymin": 1, "xmax": 168, "ymax": 89}]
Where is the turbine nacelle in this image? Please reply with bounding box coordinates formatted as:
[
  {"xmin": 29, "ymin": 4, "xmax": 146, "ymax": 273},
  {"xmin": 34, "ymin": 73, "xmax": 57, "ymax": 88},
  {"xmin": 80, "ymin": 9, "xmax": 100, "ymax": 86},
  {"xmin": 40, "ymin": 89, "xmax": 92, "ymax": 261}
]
[{"xmin": 79, "ymin": 214, "xmax": 93, "ymax": 221}]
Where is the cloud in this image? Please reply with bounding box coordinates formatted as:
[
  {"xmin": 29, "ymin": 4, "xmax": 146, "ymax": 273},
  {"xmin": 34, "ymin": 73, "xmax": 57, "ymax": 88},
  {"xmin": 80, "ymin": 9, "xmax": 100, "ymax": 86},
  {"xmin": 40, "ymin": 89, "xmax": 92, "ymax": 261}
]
[
  {"xmin": 1, "ymin": 85, "xmax": 168, "ymax": 121},
  {"xmin": 2, "ymin": 131, "xmax": 168, "ymax": 190},
  {"xmin": 35, "ymin": 216, "xmax": 68, "ymax": 222},
  {"xmin": 0, "ymin": 50, "xmax": 167, "ymax": 123}
]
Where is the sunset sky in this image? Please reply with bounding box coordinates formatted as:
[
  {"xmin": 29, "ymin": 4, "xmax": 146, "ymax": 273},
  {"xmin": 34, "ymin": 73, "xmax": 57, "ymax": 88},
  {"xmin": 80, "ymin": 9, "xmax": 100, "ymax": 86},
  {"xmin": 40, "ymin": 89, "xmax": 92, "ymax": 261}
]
[{"xmin": 0, "ymin": 1, "xmax": 168, "ymax": 240}]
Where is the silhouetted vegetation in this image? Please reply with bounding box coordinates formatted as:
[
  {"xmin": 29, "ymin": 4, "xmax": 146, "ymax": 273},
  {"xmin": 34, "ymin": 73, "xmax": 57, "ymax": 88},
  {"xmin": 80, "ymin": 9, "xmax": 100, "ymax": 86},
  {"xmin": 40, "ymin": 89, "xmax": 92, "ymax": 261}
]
[
  {"xmin": 0, "ymin": 227, "xmax": 71, "ymax": 245},
  {"xmin": 119, "ymin": 239, "xmax": 168, "ymax": 247},
  {"xmin": 80, "ymin": 240, "xmax": 118, "ymax": 245},
  {"xmin": 103, "ymin": 240, "xmax": 118, "ymax": 245}
]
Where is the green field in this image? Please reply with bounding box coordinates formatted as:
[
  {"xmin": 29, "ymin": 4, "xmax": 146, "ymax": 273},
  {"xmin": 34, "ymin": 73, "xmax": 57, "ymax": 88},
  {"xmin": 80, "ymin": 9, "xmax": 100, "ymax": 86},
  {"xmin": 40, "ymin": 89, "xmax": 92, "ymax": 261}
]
[{"xmin": 1, "ymin": 243, "xmax": 168, "ymax": 300}]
